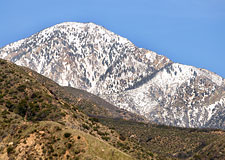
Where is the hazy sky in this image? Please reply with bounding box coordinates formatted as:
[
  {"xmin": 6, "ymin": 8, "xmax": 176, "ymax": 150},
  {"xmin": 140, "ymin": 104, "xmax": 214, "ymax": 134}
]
[{"xmin": 1, "ymin": 0, "xmax": 225, "ymax": 77}]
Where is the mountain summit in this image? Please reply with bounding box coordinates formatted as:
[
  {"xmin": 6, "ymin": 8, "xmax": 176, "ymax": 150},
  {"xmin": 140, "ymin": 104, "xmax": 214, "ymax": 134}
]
[{"xmin": 1, "ymin": 22, "xmax": 225, "ymax": 129}]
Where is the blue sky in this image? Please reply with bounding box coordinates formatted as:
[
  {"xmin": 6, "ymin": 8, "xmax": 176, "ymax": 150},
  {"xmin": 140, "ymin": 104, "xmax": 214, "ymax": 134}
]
[{"xmin": 1, "ymin": 0, "xmax": 225, "ymax": 77}]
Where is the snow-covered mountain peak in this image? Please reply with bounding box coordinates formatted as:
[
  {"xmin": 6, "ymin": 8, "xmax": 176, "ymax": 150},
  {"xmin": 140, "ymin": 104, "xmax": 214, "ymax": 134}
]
[
  {"xmin": 37, "ymin": 22, "xmax": 132, "ymax": 46},
  {"xmin": 1, "ymin": 22, "xmax": 133, "ymax": 57},
  {"xmin": 0, "ymin": 22, "xmax": 224, "ymax": 129}
]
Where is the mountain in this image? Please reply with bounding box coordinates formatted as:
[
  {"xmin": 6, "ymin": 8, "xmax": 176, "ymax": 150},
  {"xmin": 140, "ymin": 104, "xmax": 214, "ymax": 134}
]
[
  {"xmin": 0, "ymin": 22, "xmax": 225, "ymax": 129},
  {"xmin": 1, "ymin": 58, "xmax": 225, "ymax": 160}
]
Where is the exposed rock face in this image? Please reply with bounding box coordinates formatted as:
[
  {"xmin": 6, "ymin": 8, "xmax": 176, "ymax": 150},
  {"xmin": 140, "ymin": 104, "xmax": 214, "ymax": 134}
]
[{"xmin": 1, "ymin": 22, "xmax": 224, "ymax": 129}]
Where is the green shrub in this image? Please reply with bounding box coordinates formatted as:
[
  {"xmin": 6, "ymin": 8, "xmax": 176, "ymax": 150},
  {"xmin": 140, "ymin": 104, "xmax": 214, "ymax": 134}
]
[
  {"xmin": 74, "ymin": 149, "xmax": 81, "ymax": 154},
  {"xmin": 97, "ymin": 130, "xmax": 106, "ymax": 136},
  {"xmin": 14, "ymin": 99, "xmax": 28, "ymax": 117},
  {"xmin": 7, "ymin": 146, "xmax": 14, "ymax": 154},
  {"xmin": 5, "ymin": 101, "xmax": 15, "ymax": 111},
  {"xmin": 67, "ymin": 143, "xmax": 72, "ymax": 149},
  {"xmin": 0, "ymin": 60, "xmax": 6, "ymax": 65},
  {"xmin": 60, "ymin": 112, "xmax": 66, "ymax": 117},
  {"xmin": 93, "ymin": 127, "xmax": 98, "ymax": 131},
  {"xmin": 73, "ymin": 113, "xmax": 77, "ymax": 119},
  {"xmin": 148, "ymin": 152, "xmax": 154, "ymax": 157},
  {"xmin": 17, "ymin": 84, "xmax": 26, "ymax": 92},
  {"xmin": 82, "ymin": 124, "xmax": 90, "ymax": 130},
  {"xmin": 193, "ymin": 154, "xmax": 202, "ymax": 160},
  {"xmin": 117, "ymin": 142, "xmax": 124, "ymax": 148},
  {"xmin": 48, "ymin": 145, "xmax": 54, "ymax": 153},
  {"xmin": 89, "ymin": 117, "xmax": 99, "ymax": 123},
  {"xmin": 119, "ymin": 134, "xmax": 126, "ymax": 141},
  {"xmin": 101, "ymin": 136, "xmax": 110, "ymax": 141},
  {"xmin": 2, "ymin": 75, "xmax": 7, "ymax": 79},
  {"xmin": 31, "ymin": 92, "xmax": 38, "ymax": 98},
  {"xmin": 64, "ymin": 132, "xmax": 71, "ymax": 138},
  {"xmin": 35, "ymin": 108, "xmax": 51, "ymax": 121},
  {"xmin": 2, "ymin": 110, "xmax": 9, "ymax": 116}
]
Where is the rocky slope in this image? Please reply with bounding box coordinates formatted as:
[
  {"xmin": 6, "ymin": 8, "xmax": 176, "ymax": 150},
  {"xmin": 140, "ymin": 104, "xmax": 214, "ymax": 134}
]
[
  {"xmin": 0, "ymin": 22, "xmax": 224, "ymax": 129},
  {"xmin": 0, "ymin": 59, "xmax": 154, "ymax": 160}
]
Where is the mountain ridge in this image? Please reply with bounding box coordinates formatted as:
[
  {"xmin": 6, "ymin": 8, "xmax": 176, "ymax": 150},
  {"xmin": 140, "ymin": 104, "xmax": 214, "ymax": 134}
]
[{"xmin": 0, "ymin": 22, "xmax": 224, "ymax": 129}]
